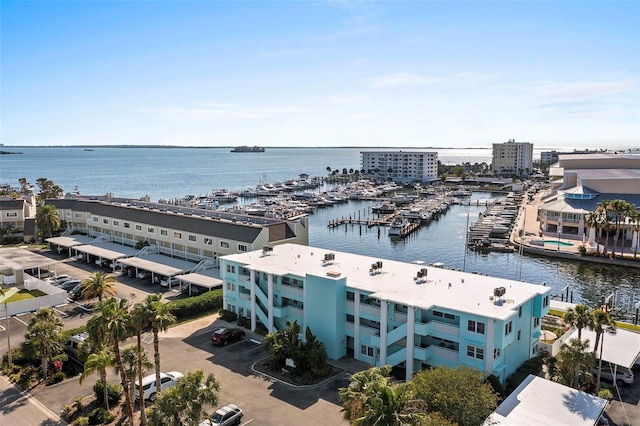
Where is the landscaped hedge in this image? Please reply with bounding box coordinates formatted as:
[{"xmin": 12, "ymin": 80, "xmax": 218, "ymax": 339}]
[
  {"xmin": 505, "ymin": 356, "xmax": 544, "ymax": 395},
  {"xmin": 167, "ymin": 289, "xmax": 223, "ymax": 321}
]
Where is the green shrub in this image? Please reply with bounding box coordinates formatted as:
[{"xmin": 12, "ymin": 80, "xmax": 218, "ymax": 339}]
[
  {"xmin": 219, "ymin": 309, "xmax": 238, "ymax": 322},
  {"xmin": 72, "ymin": 416, "xmax": 89, "ymax": 426},
  {"xmin": 505, "ymin": 356, "xmax": 544, "ymax": 395},
  {"xmin": 237, "ymin": 317, "xmax": 250, "ymax": 329},
  {"xmin": 93, "ymin": 381, "xmax": 123, "ymax": 406},
  {"xmin": 48, "ymin": 371, "xmax": 66, "ymax": 385},
  {"xmin": 167, "ymin": 289, "xmax": 223, "ymax": 320},
  {"xmin": 255, "ymin": 322, "xmax": 268, "ymax": 336},
  {"xmin": 485, "ymin": 374, "xmax": 504, "ymax": 398},
  {"xmin": 88, "ymin": 407, "xmax": 115, "ymax": 425}
]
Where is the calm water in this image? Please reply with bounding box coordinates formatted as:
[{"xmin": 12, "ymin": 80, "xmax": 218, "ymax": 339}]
[{"xmin": 2, "ymin": 147, "xmax": 638, "ymax": 314}]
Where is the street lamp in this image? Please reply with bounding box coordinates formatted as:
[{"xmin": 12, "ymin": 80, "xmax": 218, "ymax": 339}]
[{"xmin": 557, "ymin": 231, "xmax": 561, "ymax": 251}]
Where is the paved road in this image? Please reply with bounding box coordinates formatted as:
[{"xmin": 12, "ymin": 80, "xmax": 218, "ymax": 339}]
[{"xmin": 0, "ymin": 375, "xmax": 66, "ymax": 425}]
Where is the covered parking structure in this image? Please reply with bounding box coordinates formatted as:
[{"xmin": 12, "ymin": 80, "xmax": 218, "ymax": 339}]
[
  {"xmin": 117, "ymin": 254, "xmax": 198, "ymax": 288},
  {"xmin": 0, "ymin": 248, "xmax": 60, "ymax": 284},
  {"xmin": 73, "ymin": 242, "xmax": 139, "ymax": 271},
  {"xmin": 174, "ymin": 269, "xmax": 222, "ymax": 296},
  {"xmin": 566, "ymin": 327, "xmax": 640, "ymax": 371},
  {"xmin": 45, "ymin": 235, "xmax": 96, "ymax": 257}
]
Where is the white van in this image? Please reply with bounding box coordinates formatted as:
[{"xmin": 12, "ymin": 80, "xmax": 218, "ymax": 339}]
[{"xmin": 65, "ymin": 332, "xmax": 90, "ymax": 357}]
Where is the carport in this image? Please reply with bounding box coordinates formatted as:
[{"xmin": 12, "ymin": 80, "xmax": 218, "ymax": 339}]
[
  {"xmin": 0, "ymin": 248, "xmax": 59, "ymax": 284},
  {"xmin": 174, "ymin": 269, "xmax": 222, "ymax": 296},
  {"xmin": 117, "ymin": 254, "xmax": 198, "ymax": 288},
  {"xmin": 73, "ymin": 242, "xmax": 139, "ymax": 271},
  {"xmin": 45, "ymin": 235, "xmax": 96, "ymax": 258},
  {"xmin": 566, "ymin": 327, "xmax": 640, "ymax": 370}
]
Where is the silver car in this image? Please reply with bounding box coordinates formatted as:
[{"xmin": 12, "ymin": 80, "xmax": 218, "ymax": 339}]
[{"xmin": 594, "ymin": 365, "xmax": 634, "ymax": 386}]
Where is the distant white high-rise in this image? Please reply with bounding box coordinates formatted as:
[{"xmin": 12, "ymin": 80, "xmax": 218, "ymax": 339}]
[
  {"xmin": 360, "ymin": 150, "xmax": 438, "ymax": 183},
  {"xmin": 492, "ymin": 139, "xmax": 533, "ymax": 177}
]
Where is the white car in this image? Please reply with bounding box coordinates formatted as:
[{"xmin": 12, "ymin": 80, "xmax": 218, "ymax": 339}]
[
  {"xmin": 200, "ymin": 404, "xmax": 243, "ymax": 426},
  {"xmin": 134, "ymin": 371, "xmax": 183, "ymax": 401}
]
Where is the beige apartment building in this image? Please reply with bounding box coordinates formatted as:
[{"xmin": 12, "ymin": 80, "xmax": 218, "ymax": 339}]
[{"xmin": 492, "ymin": 139, "xmax": 534, "ymax": 177}]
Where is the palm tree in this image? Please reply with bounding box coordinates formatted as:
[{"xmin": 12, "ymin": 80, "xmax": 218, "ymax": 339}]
[
  {"xmin": 609, "ymin": 199, "xmax": 633, "ymax": 257},
  {"xmin": 24, "ymin": 307, "xmax": 64, "ymax": 380},
  {"xmin": 131, "ymin": 299, "xmax": 159, "ymax": 425},
  {"xmin": 564, "ymin": 304, "xmax": 593, "ymax": 340},
  {"xmin": 35, "ymin": 204, "xmax": 61, "ymax": 240},
  {"xmin": 81, "ymin": 271, "xmax": 118, "ymax": 302},
  {"xmin": 553, "ymin": 338, "xmax": 595, "ymax": 390},
  {"xmin": 93, "ymin": 298, "xmax": 135, "ymax": 425},
  {"xmin": 584, "ymin": 211, "xmax": 598, "ymax": 247},
  {"xmin": 590, "ymin": 309, "xmax": 616, "ymax": 355},
  {"xmin": 140, "ymin": 294, "xmax": 176, "ymax": 394},
  {"xmin": 300, "ymin": 327, "xmax": 328, "ymax": 377},
  {"xmin": 339, "ymin": 366, "xmax": 425, "ymax": 425},
  {"xmin": 80, "ymin": 350, "xmax": 114, "ymax": 410},
  {"xmin": 117, "ymin": 344, "xmax": 153, "ymax": 419},
  {"xmin": 147, "ymin": 369, "xmax": 220, "ymax": 426},
  {"xmin": 631, "ymin": 208, "xmax": 640, "ymax": 259}
]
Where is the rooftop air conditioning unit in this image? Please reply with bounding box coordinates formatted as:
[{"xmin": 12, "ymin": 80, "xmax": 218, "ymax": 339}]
[
  {"xmin": 494, "ymin": 287, "xmax": 506, "ymax": 298},
  {"xmin": 262, "ymin": 245, "xmax": 274, "ymax": 255},
  {"xmin": 420, "ymin": 268, "xmax": 428, "ymax": 276},
  {"xmin": 324, "ymin": 253, "xmax": 335, "ymax": 262},
  {"xmin": 376, "ymin": 261, "xmax": 383, "ymax": 269}
]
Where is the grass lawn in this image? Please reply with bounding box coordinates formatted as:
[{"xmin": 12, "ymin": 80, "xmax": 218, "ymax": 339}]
[{"xmin": 5, "ymin": 289, "xmax": 47, "ymax": 303}]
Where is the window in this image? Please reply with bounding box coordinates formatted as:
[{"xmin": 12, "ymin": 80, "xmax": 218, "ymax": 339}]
[
  {"xmin": 433, "ymin": 311, "xmax": 443, "ymax": 317},
  {"xmin": 102, "ymin": 218, "xmax": 108, "ymax": 224},
  {"xmin": 518, "ymin": 306, "xmax": 522, "ymax": 317},
  {"xmin": 517, "ymin": 330, "xmax": 521, "ymax": 341},
  {"xmin": 226, "ymin": 265, "xmax": 236, "ymax": 273},
  {"xmin": 494, "ymin": 348, "xmax": 501, "ymax": 359},
  {"xmin": 135, "ymin": 225, "xmax": 142, "ymax": 231},
  {"xmin": 92, "ymin": 217, "xmax": 98, "ymax": 222},
  {"xmin": 238, "ymin": 307, "xmax": 244, "ymax": 317},
  {"xmin": 543, "ymin": 296, "xmax": 549, "ymax": 308},
  {"xmin": 444, "ymin": 313, "xmax": 455, "ymax": 320},
  {"xmin": 468, "ymin": 320, "xmax": 485, "ymax": 334},
  {"xmin": 346, "ymin": 314, "xmax": 354, "ymax": 323},
  {"xmin": 147, "ymin": 227, "xmax": 154, "ymax": 233},
  {"xmin": 226, "ymin": 282, "xmax": 236, "ymax": 291},
  {"xmin": 75, "ymin": 213, "xmax": 83, "ymax": 218},
  {"xmin": 505, "ymin": 321, "xmax": 513, "ymax": 335},
  {"xmin": 204, "ymin": 237, "xmax": 213, "ymax": 245},
  {"xmin": 360, "ymin": 345, "xmax": 374, "ymax": 357},
  {"xmin": 220, "ymin": 241, "xmax": 230, "ymax": 249},
  {"xmin": 188, "ymin": 235, "xmax": 196, "ymax": 242},
  {"xmin": 160, "ymin": 229, "xmax": 167, "ymax": 236},
  {"xmin": 113, "ymin": 220, "xmax": 119, "ymax": 226},
  {"xmin": 467, "ymin": 345, "xmax": 484, "ymax": 360},
  {"xmin": 173, "ymin": 232, "xmax": 182, "ymax": 239},
  {"xmin": 238, "ymin": 244, "xmax": 248, "ymax": 252},
  {"xmin": 124, "ymin": 222, "xmax": 130, "ymax": 228},
  {"xmin": 533, "ymin": 317, "xmax": 540, "ymax": 327},
  {"xmin": 5, "ymin": 212, "xmax": 17, "ymax": 218}
]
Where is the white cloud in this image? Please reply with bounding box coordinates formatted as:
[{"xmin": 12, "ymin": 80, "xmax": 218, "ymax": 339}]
[
  {"xmin": 537, "ymin": 80, "xmax": 636, "ymax": 99},
  {"xmin": 141, "ymin": 103, "xmax": 310, "ymax": 121},
  {"xmin": 366, "ymin": 71, "xmax": 500, "ymax": 88}
]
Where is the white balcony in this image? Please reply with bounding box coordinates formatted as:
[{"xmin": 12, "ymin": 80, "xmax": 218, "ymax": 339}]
[
  {"xmin": 361, "ymin": 303, "xmax": 381, "ymax": 316},
  {"xmin": 393, "ymin": 311, "xmax": 407, "ymax": 322},
  {"xmin": 281, "ymin": 283, "xmax": 303, "ymax": 298},
  {"xmin": 433, "ymin": 321, "xmax": 460, "ymax": 336},
  {"xmin": 359, "ymin": 325, "xmax": 379, "ymax": 336}
]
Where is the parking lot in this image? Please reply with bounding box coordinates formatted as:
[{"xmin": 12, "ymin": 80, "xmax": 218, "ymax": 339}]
[{"xmin": 2, "ymin": 249, "xmax": 352, "ymax": 425}]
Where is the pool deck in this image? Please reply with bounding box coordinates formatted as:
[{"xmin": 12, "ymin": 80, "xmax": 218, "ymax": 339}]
[{"xmin": 509, "ymin": 193, "xmax": 640, "ymax": 266}]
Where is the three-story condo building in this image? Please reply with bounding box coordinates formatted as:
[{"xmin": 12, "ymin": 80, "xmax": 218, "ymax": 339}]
[{"xmin": 222, "ymin": 244, "xmax": 552, "ymax": 382}]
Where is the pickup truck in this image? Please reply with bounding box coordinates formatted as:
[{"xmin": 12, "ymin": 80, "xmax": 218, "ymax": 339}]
[{"xmin": 199, "ymin": 404, "xmax": 243, "ymax": 426}]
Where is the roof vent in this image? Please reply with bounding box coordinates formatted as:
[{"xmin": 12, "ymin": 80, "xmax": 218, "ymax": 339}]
[
  {"xmin": 326, "ymin": 271, "xmax": 341, "ymax": 278},
  {"xmin": 494, "ymin": 287, "xmax": 506, "ymax": 298},
  {"xmin": 370, "ymin": 261, "xmax": 383, "ymax": 275},
  {"xmin": 262, "ymin": 245, "xmax": 274, "ymax": 255},
  {"xmin": 323, "ymin": 253, "xmax": 335, "ymax": 264}
]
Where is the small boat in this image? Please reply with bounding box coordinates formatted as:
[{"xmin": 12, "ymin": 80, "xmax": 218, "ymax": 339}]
[
  {"xmin": 231, "ymin": 146, "xmax": 265, "ymax": 153},
  {"xmin": 388, "ymin": 218, "xmax": 411, "ymax": 237},
  {"xmin": 372, "ymin": 203, "xmax": 396, "ymax": 214}
]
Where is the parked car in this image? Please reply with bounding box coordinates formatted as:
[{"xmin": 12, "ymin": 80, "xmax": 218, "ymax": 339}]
[
  {"xmin": 69, "ymin": 284, "xmax": 84, "ymax": 301},
  {"xmin": 57, "ymin": 279, "xmax": 82, "ymax": 291},
  {"xmin": 200, "ymin": 404, "xmax": 243, "ymax": 426},
  {"xmin": 137, "ymin": 270, "xmax": 150, "ymax": 280},
  {"xmin": 46, "ymin": 274, "xmax": 71, "ymax": 285},
  {"xmin": 134, "ymin": 371, "xmax": 184, "ymax": 401},
  {"xmin": 593, "ymin": 364, "xmax": 635, "ymax": 386},
  {"xmin": 211, "ymin": 328, "xmax": 245, "ymax": 346}
]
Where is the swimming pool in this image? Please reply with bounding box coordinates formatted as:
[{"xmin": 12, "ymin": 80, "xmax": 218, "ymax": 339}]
[{"xmin": 542, "ymin": 240, "xmax": 574, "ymax": 247}]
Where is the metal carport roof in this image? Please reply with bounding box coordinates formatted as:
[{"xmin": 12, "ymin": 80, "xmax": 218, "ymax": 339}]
[
  {"xmin": 565, "ymin": 327, "xmax": 640, "ymax": 369},
  {"xmin": 118, "ymin": 254, "xmax": 198, "ymax": 277},
  {"xmin": 74, "ymin": 242, "xmax": 139, "ymax": 261},
  {"xmin": 175, "ymin": 269, "xmax": 222, "ymax": 289},
  {"xmin": 45, "ymin": 235, "xmax": 96, "ymax": 248}
]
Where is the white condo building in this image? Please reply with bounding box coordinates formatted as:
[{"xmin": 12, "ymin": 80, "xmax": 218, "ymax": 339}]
[
  {"xmin": 360, "ymin": 151, "xmax": 438, "ymax": 184},
  {"xmin": 492, "ymin": 139, "xmax": 534, "ymax": 177}
]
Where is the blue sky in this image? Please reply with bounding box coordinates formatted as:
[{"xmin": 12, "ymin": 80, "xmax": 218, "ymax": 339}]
[{"xmin": 2, "ymin": 1, "xmax": 638, "ymax": 149}]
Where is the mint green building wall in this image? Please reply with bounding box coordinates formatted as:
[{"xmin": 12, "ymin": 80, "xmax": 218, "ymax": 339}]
[{"xmin": 304, "ymin": 275, "xmax": 347, "ymax": 360}]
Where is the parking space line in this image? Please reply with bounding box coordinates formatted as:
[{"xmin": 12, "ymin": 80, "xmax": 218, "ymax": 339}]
[
  {"xmin": 0, "ymin": 325, "xmax": 5, "ymax": 331},
  {"xmin": 53, "ymin": 307, "xmax": 68, "ymax": 317},
  {"xmin": 13, "ymin": 316, "xmax": 28, "ymax": 326},
  {"xmin": 241, "ymin": 419, "xmax": 254, "ymax": 425}
]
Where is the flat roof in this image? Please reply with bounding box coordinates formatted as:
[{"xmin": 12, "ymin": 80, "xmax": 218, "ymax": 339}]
[
  {"xmin": 485, "ymin": 374, "xmax": 606, "ymax": 426},
  {"xmin": 223, "ymin": 244, "xmax": 552, "ymax": 320},
  {"xmin": 74, "ymin": 242, "xmax": 139, "ymax": 260},
  {"xmin": 118, "ymin": 254, "xmax": 197, "ymax": 277},
  {"xmin": 46, "ymin": 235, "xmax": 96, "ymax": 248},
  {"xmin": 565, "ymin": 327, "xmax": 640, "ymax": 369},
  {"xmin": 0, "ymin": 248, "xmax": 58, "ymax": 274},
  {"xmin": 175, "ymin": 269, "xmax": 222, "ymax": 289}
]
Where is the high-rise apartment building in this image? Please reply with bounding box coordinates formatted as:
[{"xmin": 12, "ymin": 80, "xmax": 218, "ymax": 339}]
[
  {"xmin": 492, "ymin": 139, "xmax": 534, "ymax": 177},
  {"xmin": 361, "ymin": 151, "xmax": 438, "ymax": 183}
]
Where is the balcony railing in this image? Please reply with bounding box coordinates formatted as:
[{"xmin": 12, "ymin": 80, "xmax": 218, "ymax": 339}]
[
  {"xmin": 361, "ymin": 303, "xmax": 381, "ymax": 316},
  {"xmin": 281, "ymin": 283, "xmax": 303, "ymax": 298},
  {"xmin": 359, "ymin": 325, "xmax": 380, "ymax": 336},
  {"xmin": 346, "ymin": 300, "xmax": 355, "ymax": 311},
  {"xmin": 433, "ymin": 321, "xmax": 460, "ymax": 336},
  {"xmin": 393, "ymin": 311, "xmax": 407, "ymax": 322}
]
